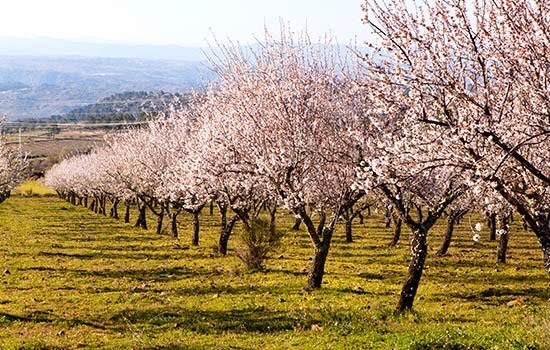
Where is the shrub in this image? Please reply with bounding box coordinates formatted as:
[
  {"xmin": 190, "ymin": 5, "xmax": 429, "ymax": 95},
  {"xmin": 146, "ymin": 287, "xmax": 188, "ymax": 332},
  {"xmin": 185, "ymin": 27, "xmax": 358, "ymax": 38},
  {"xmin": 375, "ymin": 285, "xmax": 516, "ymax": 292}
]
[{"xmin": 235, "ymin": 218, "xmax": 281, "ymax": 270}]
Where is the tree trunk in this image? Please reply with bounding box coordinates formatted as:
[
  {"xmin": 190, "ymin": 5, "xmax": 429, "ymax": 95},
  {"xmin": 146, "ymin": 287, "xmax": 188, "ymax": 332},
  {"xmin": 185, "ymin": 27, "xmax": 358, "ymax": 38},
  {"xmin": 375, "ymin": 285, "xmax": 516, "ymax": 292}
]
[
  {"xmin": 489, "ymin": 213, "xmax": 497, "ymax": 241},
  {"xmin": 389, "ymin": 214, "xmax": 402, "ymax": 247},
  {"xmin": 268, "ymin": 206, "xmax": 277, "ymax": 236},
  {"xmin": 528, "ymin": 216, "xmax": 550, "ymax": 274},
  {"xmin": 397, "ymin": 226, "xmax": 428, "ymax": 312},
  {"xmin": 497, "ymin": 214, "xmax": 510, "ymax": 263},
  {"xmin": 156, "ymin": 208, "xmax": 165, "ymax": 235},
  {"xmin": 307, "ymin": 239, "xmax": 331, "ymax": 289},
  {"xmin": 169, "ymin": 212, "xmax": 179, "ymax": 239},
  {"xmin": 292, "ymin": 217, "xmax": 302, "ymax": 230},
  {"xmin": 209, "ymin": 201, "xmax": 214, "ymax": 215},
  {"xmin": 317, "ymin": 211, "xmax": 326, "ymax": 236},
  {"xmin": 134, "ymin": 202, "xmax": 147, "ymax": 230},
  {"xmin": 83, "ymin": 197, "xmax": 88, "ymax": 208},
  {"xmin": 124, "ymin": 202, "xmax": 131, "ymax": 223},
  {"xmin": 345, "ymin": 218, "xmax": 353, "ymax": 243},
  {"xmin": 436, "ymin": 212, "xmax": 457, "ymax": 256},
  {"xmin": 100, "ymin": 197, "xmax": 107, "ymax": 216},
  {"xmin": 358, "ymin": 211, "xmax": 364, "ymax": 224},
  {"xmin": 384, "ymin": 207, "xmax": 392, "ymax": 228},
  {"xmin": 192, "ymin": 211, "xmax": 200, "ymax": 246},
  {"xmin": 109, "ymin": 199, "xmax": 120, "ymax": 219},
  {"xmin": 218, "ymin": 216, "xmax": 238, "ymax": 255},
  {"xmin": 543, "ymin": 235, "xmax": 550, "ymax": 275}
]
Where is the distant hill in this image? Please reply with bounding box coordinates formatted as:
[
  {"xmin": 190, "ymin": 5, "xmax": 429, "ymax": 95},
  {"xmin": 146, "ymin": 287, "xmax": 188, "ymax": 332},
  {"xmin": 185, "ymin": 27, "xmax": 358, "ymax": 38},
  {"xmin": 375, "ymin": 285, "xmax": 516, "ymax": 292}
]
[
  {"xmin": 0, "ymin": 37, "xmax": 370, "ymax": 121},
  {"xmin": 0, "ymin": 55, "xmax": 213, "ymax": 120},
  {"xmin": 45, "ymin": 91, "xmax": 190, "ymax": 123}
]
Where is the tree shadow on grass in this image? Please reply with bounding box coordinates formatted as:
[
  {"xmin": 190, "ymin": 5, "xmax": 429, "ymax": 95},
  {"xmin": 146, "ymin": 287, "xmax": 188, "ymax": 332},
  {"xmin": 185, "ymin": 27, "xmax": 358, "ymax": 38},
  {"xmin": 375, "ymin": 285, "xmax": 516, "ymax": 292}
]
[
  {"xmin": 0, "ymin": 310, "xmax": 107, "ymax": 330},
  {"xmin": 448, "ymin": 286, "xmax": 549, "ymax": 301},
  {"xmin": 108, "ymin": 306, "xmax": 315, "ymax": 334},
  {"xmin": 172, "ymin": 284, "xmax": 281, "ymax": 297},
  {"xmin": 19, "ymin": 265, "xmax": 223, "ymax": 282},
  {"xmin": 34, "ymin": 249, "xmax": 176, "ymax": 261}
]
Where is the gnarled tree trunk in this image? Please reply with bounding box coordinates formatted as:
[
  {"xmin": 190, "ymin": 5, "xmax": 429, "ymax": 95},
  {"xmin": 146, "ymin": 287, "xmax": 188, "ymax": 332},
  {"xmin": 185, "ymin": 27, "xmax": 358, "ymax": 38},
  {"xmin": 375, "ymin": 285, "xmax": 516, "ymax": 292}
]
[
  {"xmin": 307, "ymin": 238, "xmax": 331, "ymax": 289},
  {"xmin": 397, "ymin": 226, "xmax": 428, "ymax": 312}
]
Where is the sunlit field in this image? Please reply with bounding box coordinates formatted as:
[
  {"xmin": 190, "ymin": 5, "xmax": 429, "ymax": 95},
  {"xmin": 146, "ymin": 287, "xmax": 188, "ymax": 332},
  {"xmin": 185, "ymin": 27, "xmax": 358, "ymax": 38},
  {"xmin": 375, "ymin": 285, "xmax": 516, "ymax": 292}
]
[{"xmin": 0, "ymin": 191, "xmax": 548, "ymax": 349}]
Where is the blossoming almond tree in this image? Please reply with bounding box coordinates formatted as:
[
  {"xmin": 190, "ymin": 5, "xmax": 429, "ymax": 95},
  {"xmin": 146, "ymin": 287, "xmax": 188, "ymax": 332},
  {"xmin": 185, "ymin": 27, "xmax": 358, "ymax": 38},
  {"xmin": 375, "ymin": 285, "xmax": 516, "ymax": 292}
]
[
  {"xmin": 0, "ymin": 139, "xmax": 26, "ymax": 203},
  {"xmin": 203, "ymin": 28, "xmax": 367, "ymax": 289},
  {"xmin": 355, "ymin": 122, "xmax": 470, "ymax": 311},
  {"xmin": 362, "ymin": 0, "xmax": 550, "ymax": 277}
]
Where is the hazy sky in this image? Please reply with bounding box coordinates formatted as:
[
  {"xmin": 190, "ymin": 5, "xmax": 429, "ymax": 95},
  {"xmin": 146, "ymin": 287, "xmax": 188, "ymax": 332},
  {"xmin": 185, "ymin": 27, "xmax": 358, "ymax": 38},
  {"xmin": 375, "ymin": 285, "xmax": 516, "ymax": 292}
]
[{"xmin": 0, "ymin": 0, "xmax": 369, "ymax": 46}]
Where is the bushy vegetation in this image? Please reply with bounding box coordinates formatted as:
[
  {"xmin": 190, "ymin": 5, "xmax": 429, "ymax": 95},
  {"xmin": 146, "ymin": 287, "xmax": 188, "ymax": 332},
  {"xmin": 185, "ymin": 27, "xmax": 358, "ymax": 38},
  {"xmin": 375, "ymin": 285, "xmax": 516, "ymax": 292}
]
[{"xmin": 236, "ymin": 218, "xmax": 282, "ymax": 270}]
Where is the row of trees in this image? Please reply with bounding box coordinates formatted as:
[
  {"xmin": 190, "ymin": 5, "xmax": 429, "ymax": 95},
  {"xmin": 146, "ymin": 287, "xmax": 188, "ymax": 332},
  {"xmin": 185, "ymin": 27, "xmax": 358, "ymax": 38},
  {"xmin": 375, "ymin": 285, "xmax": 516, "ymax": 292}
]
[
  {"xmin": 0, "ymin": 122, "xmax": 27, "ymax": 203},
  {"xmin": 44, "ymin": 0, "xmax": 550, "ymax": 312}
]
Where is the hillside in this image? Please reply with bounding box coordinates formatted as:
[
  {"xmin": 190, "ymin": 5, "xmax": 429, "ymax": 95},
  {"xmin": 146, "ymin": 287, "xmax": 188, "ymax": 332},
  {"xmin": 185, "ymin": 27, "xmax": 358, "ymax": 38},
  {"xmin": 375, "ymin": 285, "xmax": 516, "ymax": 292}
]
[
  {"xmin": 0, "ymin": 55, "xmax": 212, "ymax": 120},
  {"xmin": 45, "ymin": 91, "xmax": 190, "ymax": 123}
]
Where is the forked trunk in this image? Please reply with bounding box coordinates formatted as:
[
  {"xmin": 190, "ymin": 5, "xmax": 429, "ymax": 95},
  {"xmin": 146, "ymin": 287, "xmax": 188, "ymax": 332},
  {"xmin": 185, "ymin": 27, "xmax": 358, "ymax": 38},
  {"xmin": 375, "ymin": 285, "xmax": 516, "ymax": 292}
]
[{"xmin": 397, "ymin": 226, "xmax": 428, "ymax": 312}]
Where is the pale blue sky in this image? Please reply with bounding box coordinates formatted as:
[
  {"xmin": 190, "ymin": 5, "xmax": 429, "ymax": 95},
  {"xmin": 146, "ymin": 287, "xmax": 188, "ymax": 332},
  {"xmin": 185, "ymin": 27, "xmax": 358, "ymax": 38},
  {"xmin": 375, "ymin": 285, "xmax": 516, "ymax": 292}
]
[{"xmin": 0, "ymin": 0, "xmax": 369, "ymax": 46}]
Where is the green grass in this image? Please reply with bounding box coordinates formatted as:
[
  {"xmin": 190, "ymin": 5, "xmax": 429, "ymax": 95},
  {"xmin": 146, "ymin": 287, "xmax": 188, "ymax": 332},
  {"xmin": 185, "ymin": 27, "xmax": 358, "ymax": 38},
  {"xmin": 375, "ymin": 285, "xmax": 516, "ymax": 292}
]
[
  {"xmin": 0, "ymin": 196, "xmax": 548, "ymax": 349},
  {"xmin": 13, "ymin": 181, "xmax": 57, "ymax": 197}
]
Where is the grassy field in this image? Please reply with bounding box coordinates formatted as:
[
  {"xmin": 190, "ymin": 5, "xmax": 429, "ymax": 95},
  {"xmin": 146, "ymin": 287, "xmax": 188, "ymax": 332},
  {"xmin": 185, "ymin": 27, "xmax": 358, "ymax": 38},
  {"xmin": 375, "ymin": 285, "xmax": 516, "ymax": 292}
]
[
  {"xmin": 3, "ymin": 128, "xmax": 108, "ymax": 172},
  {"xmin": 0, "ymin": 191, "xmax": 549, "ymax": 349}
]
